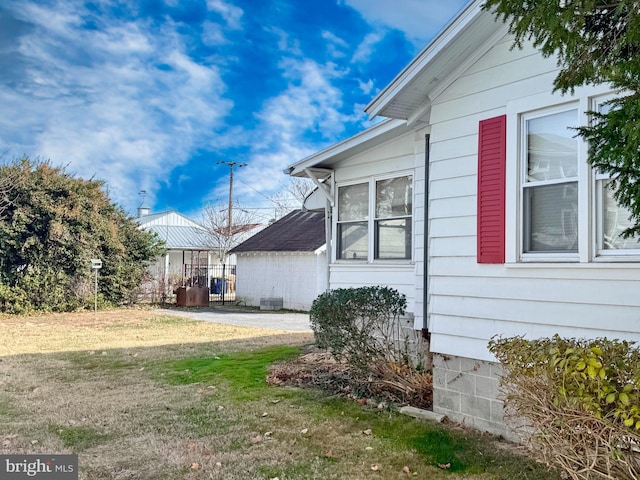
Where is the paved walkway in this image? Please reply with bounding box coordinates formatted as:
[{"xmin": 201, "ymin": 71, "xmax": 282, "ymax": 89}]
[{"xmin": 155, "ymin": 308, "xmax": 312, "ymax": 332}]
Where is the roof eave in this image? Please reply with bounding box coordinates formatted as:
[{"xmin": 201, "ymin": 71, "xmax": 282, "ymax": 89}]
[
  {"xmin": 364, "ymin": 0, "xmax": 487, "ymax": 120},
  {"xmin": 285, "ymin": 118, "xmax": 412, "ymax": 177}
]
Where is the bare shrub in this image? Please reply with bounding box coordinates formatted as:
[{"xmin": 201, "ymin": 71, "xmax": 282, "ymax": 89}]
[{"xmin": 489, "ymin": 335, "xmax": 640, "ymax": 480}]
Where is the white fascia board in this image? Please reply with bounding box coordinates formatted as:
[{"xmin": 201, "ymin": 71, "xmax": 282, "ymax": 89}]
[
  {"xmin": 284, "ymin": 118, "xmax": 410, "ymax": 177},
  {"xmin": 365, "ymin": 0, "xmax": 482, "ymax": 119},
  {"xmin": 314, "ymin": 244, "xmax": 327, "ymax": 255}
]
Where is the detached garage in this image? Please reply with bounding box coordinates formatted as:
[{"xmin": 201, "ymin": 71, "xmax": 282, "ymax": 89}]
[{"xmin": 230, "ymin": 210, "xmax": 327, "ymax": 311}]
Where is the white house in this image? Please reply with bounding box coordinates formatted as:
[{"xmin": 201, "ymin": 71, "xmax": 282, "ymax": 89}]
[
  {"xmin": 286, "ymin": 0, "xmax": 640, "ymax": 440},
  {"xmin": 137, "ymin": 209, "xmax": 226, "ymax": 300},
  {"xmin": 230, "ymin": 210, "xmax": 327, "ymax": 311}
]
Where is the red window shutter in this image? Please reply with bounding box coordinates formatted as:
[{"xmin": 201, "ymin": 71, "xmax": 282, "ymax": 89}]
[{"xmin": 477, "ymin": 115, "xmax": 506, "ymax": 264}]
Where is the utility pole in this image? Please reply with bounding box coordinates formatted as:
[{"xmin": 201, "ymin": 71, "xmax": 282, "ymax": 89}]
[{"xmin": 217, "ymin": 161, "xmax": 247, "ymax": 236}]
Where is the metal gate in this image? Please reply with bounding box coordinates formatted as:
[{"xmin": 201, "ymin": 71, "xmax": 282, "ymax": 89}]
[{"xmin": 183, "ymin": 263, "xmax": 236, "ymax": 304}]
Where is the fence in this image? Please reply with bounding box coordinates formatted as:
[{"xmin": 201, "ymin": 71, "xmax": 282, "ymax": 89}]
[
  {"xmin": 139, "ymin": 263, "xmax": 236, "ymax": 305},
  {"xmin": 183, "ymin": 263, "xmax": 236, "ymax": 304}
]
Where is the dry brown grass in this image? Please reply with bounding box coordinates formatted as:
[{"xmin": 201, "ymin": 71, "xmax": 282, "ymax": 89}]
[
  {"xmin": 0, "ymin": 308, "xmax": 299, "ymax": 356},
  {"xmin": 0, "ymin": 308, "xmax": 317, "ymax": 479}
]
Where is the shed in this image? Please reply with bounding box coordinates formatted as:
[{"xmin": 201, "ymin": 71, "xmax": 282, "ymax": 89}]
[{"xmin": 230, "ymin": 210, "xmax": 327, "ymax": 311}]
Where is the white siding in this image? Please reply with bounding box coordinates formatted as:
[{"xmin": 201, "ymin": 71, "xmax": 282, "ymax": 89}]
[
  {"xmin": 330, "ymin": 129, "xmax": 426, "ymax": 326},
  {"xmin": 235, "ymin": 252, "xmax": 327, "ymax": 311},
  {"xmin": 140, "ymin": 211, "xmax": 201, "ymax": 228},
  {"xmin": 330, "ymin": 263, "xmax": 416, "ymax": 314},
  {"xmin": 427, "ymin": 34, "xmax": 640, "ymax": 361}
]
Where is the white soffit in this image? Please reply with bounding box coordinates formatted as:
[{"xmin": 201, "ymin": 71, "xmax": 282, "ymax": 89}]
[
  {"xmin": 285, "ymin": 118, "xmax": 412, "ymax": 177},
  {"xmin": 365, "ymin": 0, "xmax": 502, "ymax": 122}
]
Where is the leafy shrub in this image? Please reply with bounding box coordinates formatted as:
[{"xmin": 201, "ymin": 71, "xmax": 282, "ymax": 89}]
[
  {"xmin": 489, "ymin": 335, "xmax": 640, "ymax": 480},
  {"xmin": 0, "ymin": 157, "xmax": 165, "ymax": 313},
  {"xmin": 310, "ymin": 286, "xmax": 408, "ymax": 373},
  {"xmin": 0, "ymin": 282, "xmax": 30, "ymax": 314},
  {"xmin": 309, "ymin": 287, "xmax": 431, "ymax": 407}
]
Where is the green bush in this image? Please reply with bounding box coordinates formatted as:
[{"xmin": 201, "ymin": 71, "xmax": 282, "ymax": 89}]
[
  {"xmin": 0, "ymin": 282, "xmax": 29, "ymax": 314},
  {"xmin": 0, "ymin": 158, "xmax": 165, "ymax": 313},
  {"xmin": 309, "ymin": 286, "xmax": 408, "ymax": 374},
  {"xmin": 489, "ymin": 335, "xmax": 640, "ymax": 480}
]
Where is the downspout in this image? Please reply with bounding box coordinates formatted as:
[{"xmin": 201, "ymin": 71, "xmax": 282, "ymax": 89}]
[
  {"xmin": 423, "ymin": 134, "xmax": 431, "ymax": 340},
  {"xmin": 324, "ymin": 198, "xmax": 332, "ymax": 292}
]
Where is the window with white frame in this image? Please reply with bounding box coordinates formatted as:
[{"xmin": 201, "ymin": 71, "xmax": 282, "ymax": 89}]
[
  {"xmin": 516, "ymin": 95, "xmax": 640, "ymax": 261},
  {"xmin": 522, "ymin": 108, "xmax": 579, "ymax": 254},
  {"xmin": 337, "ymin": 182, "xmax": 369, "ymax": 260},
  {"xmin": 593, "ymin": 98, "xmax": 640, "ymax": 254},
  {"xmin": 337, "ymin": 175, "xmax": 412, "ymax": 261}
]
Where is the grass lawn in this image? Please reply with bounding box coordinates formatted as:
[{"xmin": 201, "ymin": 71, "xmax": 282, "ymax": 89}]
[{"xmin": 0, "ymin": 308, "xmax": 561, "ymax": 479}]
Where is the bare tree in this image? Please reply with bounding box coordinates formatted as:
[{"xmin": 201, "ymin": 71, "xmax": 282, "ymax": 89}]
[
  {"xmin": 201, "ymin": 201, "xmax": 261, "ymax": 263},
  {"xmin": 286, "ymin": 177, "xmax": 315, "ymax": 204},
  {"xmin": 267, "ymin": 178, "xmax": 315, "ymax": 221}
]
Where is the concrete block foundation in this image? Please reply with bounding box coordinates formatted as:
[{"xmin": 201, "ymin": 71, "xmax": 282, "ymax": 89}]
[{"xmin": 432, "ymin": 353, "xmax": 519, "ymax": 442}]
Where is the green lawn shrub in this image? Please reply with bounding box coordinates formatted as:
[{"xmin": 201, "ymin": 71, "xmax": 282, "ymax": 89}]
[
  {"xmin": 309, "ymin": 287, "xmax": 431, "ymax": 407},
  {"xmin": 310, "ymin": 286, "xmax": 408, "ymax": 374}
]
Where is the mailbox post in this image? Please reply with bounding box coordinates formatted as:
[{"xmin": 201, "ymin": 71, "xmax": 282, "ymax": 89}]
[{"xmin": 90, "ymin": 259, "xmax": 102, "ymax": 314}]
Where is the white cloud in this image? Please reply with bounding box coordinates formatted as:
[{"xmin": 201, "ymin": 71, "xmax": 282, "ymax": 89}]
[
  {"xmin": 341, "ymin": 0, "xmax": 468, "ymax": 46},
  {"xmin": 218, "ymin": 58, "xmax": 357, "ymax": 206},
  {"xmin": 321, "ymin": 30, "xmax": 348, "ymax": 59},
  {"xmin": 0, "ymin": 0, "xmax": 233, "ymax": 210},
  {"xmin": 351, "ymin": 32, "xmax": 383, "ymax": 64},
  {"xmin": 206, "ymin": 0, "xmax": 244, "ymax": 30},
  {"xmin": 265, "ymin": 26, "xmax": 302, "ymax": 56},
  {"xmin": 358, "ymin": 78, "xmax": 374, "ymax": 95},
  {"xmin": 202, "ymin": 20, "xmax": 226, "ymax": 46}
]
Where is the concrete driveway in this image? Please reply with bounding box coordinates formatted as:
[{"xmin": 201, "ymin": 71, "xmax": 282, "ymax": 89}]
[{"xmin": 155, "ymin": 307, "xmax": 312, "ymax": 332}]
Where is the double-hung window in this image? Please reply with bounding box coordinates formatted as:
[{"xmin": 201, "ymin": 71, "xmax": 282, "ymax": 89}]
[
  {"xmin": 375, "ymin": 176, "xmax": 412, "ymax": 259},
  {"xmin": 337, "ymin": 174, "xmax": 413, "ymax": 261},
  {"xmin": 522, "ymin": 108, "xmax": 579, "ymax": 255},
  {"xmin": 337, "ymin": 182, "xmax": 369, "ymax": 260},
  {"xmin": 502, "ymin": 92, "xmax": 640, "ymax": 263}
]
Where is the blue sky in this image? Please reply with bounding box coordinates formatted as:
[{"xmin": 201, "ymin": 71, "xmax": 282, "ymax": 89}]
[{"xmin": 0, "ymin": 0, "xmax": 467, "ymax": 223}]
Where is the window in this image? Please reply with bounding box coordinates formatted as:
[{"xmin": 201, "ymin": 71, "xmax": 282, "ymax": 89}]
[
  {"xmin": 337, "ymin": 182, "xmax": 368, "ymax": 260},
  {"xmin": 375, "ymin": 176, "xmax": 412, "ymax": 259},
  {"xmin": 499, "ymin": 91, "xmax": 640, "ymax": 263},
  {"xmin": 593, "ymin": 99, "xmax": 640, "ymax": 255},
  {"xmin": 481, "ymin": 91, "xmax": 640, "ymax": 263},
  {"xmin": 337, "ymin": 175, "xmax": 412, "ymax": 261},
  {"xmin": 522, "ymin": 108, "xmax": 579, "ymax": 254},
  {"xmin": 598, "ymin": 180, "xmax": 640, "ymax": 251}
]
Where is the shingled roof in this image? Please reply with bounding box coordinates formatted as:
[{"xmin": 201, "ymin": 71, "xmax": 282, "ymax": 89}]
[{"xmin": 230, "ymin": 209, "xmax": 325, "ymax": 253}]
